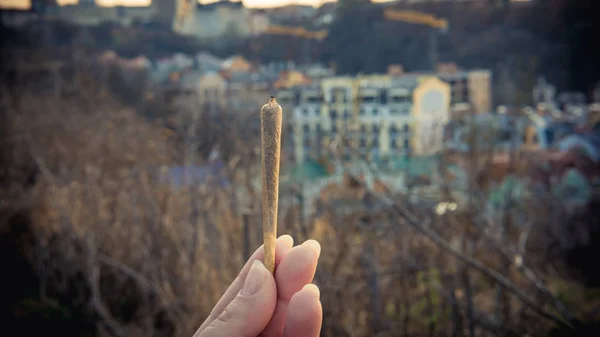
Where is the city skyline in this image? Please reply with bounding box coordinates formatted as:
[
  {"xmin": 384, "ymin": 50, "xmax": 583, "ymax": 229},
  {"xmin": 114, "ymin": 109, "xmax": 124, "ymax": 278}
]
[{"xmin": 0, "ymin": 0, "xmax": 343, "ymax": 10}]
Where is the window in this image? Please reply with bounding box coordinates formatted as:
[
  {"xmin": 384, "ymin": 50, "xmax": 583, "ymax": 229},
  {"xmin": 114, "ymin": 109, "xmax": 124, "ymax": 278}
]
[
  {"xmin": 343, "ymin": 110, "xmax": 350, "ymax": 119},
  {"xmin": 330, "ymin": 110, "xmax": 338, "ymax": 120},
  {"xmin": 372, "ymin": 126, "xmax": 380, "ymax": 149},
  {"xmin": 316, "ymin": 124, "xmax": 323, "ymax": 145},
  {"xmin": 372, "ymin": 108, "xmax": 378, "ymax": 116},
  {"xmin": 380, "ymin": 90, "xmax": 387, "ymax": 104},
  {"xmin": 307, "ymin": 96, "xmax": 321, "ymax": 104},
  {"xmin": 331, "ymin": 88, "xmax": 348, "ymax": 103},
  {"xmin": 391, "ymin": 95, "xmax": 410, "ymax": 104},
  {"xmin": 303, "ymin": 124, "xmax": 310, "ymax": 134},
  {"xmin": 390, "ymin": 125, "xmax": 398, "ymax": 149},
  {"xmin": 362, "ymin": 96, "xmax": 376, "ymax": 103},
  {"xmin": 278, "ymin": 96, "xmax": 291, "ymax": 105},
  {"xmin": 287, "ymin": 124, "xmax": 294, "ymax": 148}
]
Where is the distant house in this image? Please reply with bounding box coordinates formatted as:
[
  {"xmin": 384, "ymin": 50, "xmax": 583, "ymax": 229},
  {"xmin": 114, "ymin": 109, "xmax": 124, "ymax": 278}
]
[
  {"xmin": 193, "ymin": 0, "xmax": 251, "ymax": 39},
  {"xmin": 195, "ymin": 52, "xmax": 225, "ymax": 73},
  {"xmin": 226, "ymin": 70, "xmax": 273, "ymax": 110},
  {"xmin": 249, "ymin": 9, "xmax": 270, "ymax": 36},
  {"xmin": 151, "ymin": 55, "xmax": 194, "ymax": 84},
  {"xmin": 221, "ymin": 55, "xmax": 254, "ymax": 74},
  {"xmin": 302, "ymin": 63, "xmax": 335, "ymax": 80},
  {"xmin": 198, "ymin": 71, "xmax": 228, "ymax": 114},
  {"xmin": 274, "ymin": 70, "xmax": 312, "ymax": 89},
  {"xmin": 434, "ymin": 67, "xmax": 492, "ymax": 115},
  {"xmin": 557, "ymin": 133, "xmax": 600, "ymax": 164}
]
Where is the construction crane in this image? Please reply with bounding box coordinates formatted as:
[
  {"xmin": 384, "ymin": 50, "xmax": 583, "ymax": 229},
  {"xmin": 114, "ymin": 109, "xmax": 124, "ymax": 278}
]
[
  {"xmin": 265, "ymin": 9, "xmax": 449, "ymax": 166},
  {"xmin": 263, "ymin": 24, "xmax": 329, "ymax": 41},
  {"xmin": 383, "ymin": 8, "xmax": 449, "ymax": 70},
  {"xmin": 262, "ymin": 24, "xmax": 327, "ymax": 65},
  {"xmin": 262, "ymin": 8, "xmax": 449, "ymax": 70},
  {"xmin": 263, "ymin": 9, "xmax": 448, "ymax": 38},
  {"xmin": 382, "ymin": 8, "xmax": 448, "ymax": 31}
]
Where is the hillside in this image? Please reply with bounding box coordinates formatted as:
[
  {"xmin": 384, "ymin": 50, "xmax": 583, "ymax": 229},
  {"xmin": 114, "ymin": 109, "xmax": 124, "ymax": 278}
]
[
  {"xmin": 251, "ymin": 0, "xmax": 598, "ymax": 105},
  {"xmin": 2, "ymin": 0, "xmax": 598, "ymax": 106}
]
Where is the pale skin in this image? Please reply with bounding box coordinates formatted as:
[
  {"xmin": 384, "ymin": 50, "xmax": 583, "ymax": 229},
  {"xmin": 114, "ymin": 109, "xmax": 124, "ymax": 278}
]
[{"xmin": 193, "ymin": 235, "xmax": 323, "ymax": 337}]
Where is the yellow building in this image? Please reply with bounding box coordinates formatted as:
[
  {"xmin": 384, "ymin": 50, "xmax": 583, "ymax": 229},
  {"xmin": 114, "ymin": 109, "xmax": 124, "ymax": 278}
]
[
  {"xmin": 279, "ymin": 73, "xmax": 451, "ymax": 166},
  {"xmin": 410, "ymin": 76, "xmax": 452, "ymax": 155}
]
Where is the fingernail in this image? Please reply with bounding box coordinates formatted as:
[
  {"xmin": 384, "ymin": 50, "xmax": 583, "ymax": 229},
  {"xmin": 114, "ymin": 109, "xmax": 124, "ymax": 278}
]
[
  {"xmin": 279, "ymin": 234, "xmax": 294, "ymax": 248},
  {"xmin": 303, "ymin": 283, "xmax": 320, "ymax": 299},
  {"xmin": 302, "ymin": 239, "xmax": 321, "ymax": 257},
  {"xmin": 241, "ymin": 260, "xmax": 265, "ymax": 296}
]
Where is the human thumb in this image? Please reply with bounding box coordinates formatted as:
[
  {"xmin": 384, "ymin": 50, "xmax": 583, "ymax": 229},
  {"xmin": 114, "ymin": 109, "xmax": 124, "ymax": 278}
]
[{"xmin": 199, "ymin": 260, "xmax": 277, "ymax": 337}]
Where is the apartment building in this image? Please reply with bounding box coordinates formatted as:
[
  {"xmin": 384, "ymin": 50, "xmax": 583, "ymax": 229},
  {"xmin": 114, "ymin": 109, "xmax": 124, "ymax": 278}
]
[
  {"xmin": 434, "ymin": 64, "xmax": 492, "ymax": 115},
  {"xmin": 287, "ymin": 84, "xmax": 324, "ymax": 164},
  {"xmin": 278, "ymin": 74, "xmax": 451, "ymax": 166}
]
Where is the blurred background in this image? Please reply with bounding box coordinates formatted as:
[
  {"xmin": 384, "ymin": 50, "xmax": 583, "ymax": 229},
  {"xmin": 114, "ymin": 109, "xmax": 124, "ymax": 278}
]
[{"xmin": 1, "ymin": 0, "xmax": 599, "ymax": 336}]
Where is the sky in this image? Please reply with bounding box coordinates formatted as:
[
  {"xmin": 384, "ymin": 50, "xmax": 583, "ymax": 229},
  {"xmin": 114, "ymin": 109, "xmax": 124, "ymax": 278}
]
[{"xmin": 0, "ymin": 0, "xmax": 341, "ymax": 10}]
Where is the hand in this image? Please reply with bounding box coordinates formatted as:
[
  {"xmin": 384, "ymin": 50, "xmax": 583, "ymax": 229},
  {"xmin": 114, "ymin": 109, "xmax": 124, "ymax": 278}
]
[{"xmin": 193, "ymin": 235, "xmax": 322, "ymax": 337}]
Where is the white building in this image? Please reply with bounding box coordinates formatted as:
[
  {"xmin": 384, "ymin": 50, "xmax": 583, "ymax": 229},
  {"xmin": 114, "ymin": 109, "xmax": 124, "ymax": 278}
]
[
  {"xmin": 192, "ymin": 0, "xmax": 251, "ymax": 39},
  {"xmin": 249, "ymin": 10, "xmax": 270, "ymax": 36},
  {"xmin": 278, "ymin": 74, "xmax": 451, "ymax": 165}
]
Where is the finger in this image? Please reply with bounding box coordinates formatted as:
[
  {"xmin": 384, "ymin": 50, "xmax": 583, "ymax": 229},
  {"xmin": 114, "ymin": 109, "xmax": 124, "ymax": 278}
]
[
  {"xmin": 197, "ymin": 235, "xmax": 293, "ymax": 333},
  {"xmin": 198, "ymin": 260, "xmax": 277, "ymax": 337},
  {"xmin": 259, "ymin": 240, "xmax": 321, "ymax": 337},
  {"xmin": 282, "ymin": 284, "xmax": 323, "ymax": 337}
]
